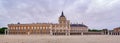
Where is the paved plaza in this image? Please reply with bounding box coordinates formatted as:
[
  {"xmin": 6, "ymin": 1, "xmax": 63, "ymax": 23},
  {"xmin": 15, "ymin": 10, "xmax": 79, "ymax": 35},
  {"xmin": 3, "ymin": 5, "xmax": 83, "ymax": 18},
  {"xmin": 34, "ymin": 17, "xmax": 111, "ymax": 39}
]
[{"xmin": 0, "ymin": 35, "xmax": 120, "ymax": 43}]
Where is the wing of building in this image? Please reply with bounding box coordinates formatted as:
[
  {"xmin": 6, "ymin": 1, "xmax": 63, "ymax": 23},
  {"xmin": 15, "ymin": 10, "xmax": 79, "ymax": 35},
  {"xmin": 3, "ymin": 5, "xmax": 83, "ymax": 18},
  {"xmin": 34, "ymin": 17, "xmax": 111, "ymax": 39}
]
[
  {"xmin": 7, "ymin": 12, "xmax": 88, "ymax": 35},
  {"xmin": 113, "ymin": 27, "xmax": 120, "ymax": 32}
]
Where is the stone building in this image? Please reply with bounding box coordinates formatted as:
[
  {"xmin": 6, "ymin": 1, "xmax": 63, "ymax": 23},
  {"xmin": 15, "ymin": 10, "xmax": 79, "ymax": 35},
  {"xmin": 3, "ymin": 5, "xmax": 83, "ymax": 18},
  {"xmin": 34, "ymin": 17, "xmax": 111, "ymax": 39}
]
[
  {"xmin": 101, "ymin": 27, "xmax": 120, "ymax": 35},
  {"xmin": 109, "ymin": 27, "xmax": 120, "ymax": 35},
  {"xmin": 7, "ymin": 12, "xmax": 88, "ymax": 35},
  {"xmin": 113, "ymin": 27, "xmax": 120, "ymax": 32}
]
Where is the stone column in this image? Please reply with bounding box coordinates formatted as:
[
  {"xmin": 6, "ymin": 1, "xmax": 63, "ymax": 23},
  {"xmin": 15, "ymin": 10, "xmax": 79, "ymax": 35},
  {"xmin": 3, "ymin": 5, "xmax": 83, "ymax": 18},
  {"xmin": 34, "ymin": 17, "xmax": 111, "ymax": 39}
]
[
  {"xmin": 110, "ymin": 32, "xmax": 111, "ymax": 35},
  {"xmin": 7, "ymin": 29, "xmax": 9, "ymax": 35},
  {"xmin": 114, "ymin": 33, "xmax": 115, "ymax": 35},
  {"xmin": 111, "ymin": 32, "xmax": 113, "ymax": 35},
  {"xmin": 55, "ymin": 29, "xmax": 56, "ymax": 33},
  {"xmin": 54, "ymin": 29, "xmax": 56, "ymax": 35},
  {"xmin": 107, "ymin": 31, "xmax": 109, "ymax": 35},
  {"xmin": 116, "ymin": 33, "xmax": 118, "ymax": 35},
  {"xmin": 68, "ymin": 30, "xmax": 70, "ymax": 35},
  {"xmin": 65, "ymin": 30, "xmax": 68, "ymax": 35},
  {"xmin": 50, "ymin": 29, "xmax": 53, "ymax": 35},
  {"xmin": 81, "ymin": 32, "xmax": 83, "ymax": 35},
  {"xmin": 5, "ymin": 29, "xmax": 7, "ymax": 35},
  {"xmin": 117, "ymin": 32, "xmax": 119, "ymax": 35},
  {"xmin": 105, "ymin": 31, "xmax": 107, "ymax": 35},
  {"xmin": 27, "ymin": 32, "xmax": 30, "ymax": 35}
]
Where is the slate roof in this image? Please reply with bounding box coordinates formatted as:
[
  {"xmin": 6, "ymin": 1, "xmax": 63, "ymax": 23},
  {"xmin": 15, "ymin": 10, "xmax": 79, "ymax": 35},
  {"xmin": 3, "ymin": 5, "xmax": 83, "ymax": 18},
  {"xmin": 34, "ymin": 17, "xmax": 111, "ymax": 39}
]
[
  {"xmin": 60, "ymin": 11, "xmax": 65, "ymax": 17},
  {"xmin": 70, "ymin": 24, "xmax": 88, "ymax": 27}
]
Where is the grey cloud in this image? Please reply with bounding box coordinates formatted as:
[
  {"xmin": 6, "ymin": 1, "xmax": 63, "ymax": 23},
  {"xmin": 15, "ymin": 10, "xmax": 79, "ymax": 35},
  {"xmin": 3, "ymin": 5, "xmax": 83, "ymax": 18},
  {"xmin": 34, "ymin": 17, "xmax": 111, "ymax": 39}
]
[{"xmin": 0, "ymin": 0, "xmax": 120, "ymax": 30}]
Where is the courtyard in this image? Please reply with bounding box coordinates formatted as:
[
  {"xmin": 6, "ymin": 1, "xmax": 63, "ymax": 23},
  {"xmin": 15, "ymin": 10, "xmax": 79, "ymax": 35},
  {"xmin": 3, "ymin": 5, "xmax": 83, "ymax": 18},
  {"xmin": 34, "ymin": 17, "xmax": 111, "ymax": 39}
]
[{"xmin": 0, "ymin": 35, "xmax": 120, "ymax": 43}]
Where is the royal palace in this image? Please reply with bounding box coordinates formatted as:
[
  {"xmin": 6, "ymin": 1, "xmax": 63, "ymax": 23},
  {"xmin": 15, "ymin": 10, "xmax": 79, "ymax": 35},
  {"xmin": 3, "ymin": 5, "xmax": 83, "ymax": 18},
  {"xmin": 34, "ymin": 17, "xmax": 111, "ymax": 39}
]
[{"xmin": 7, "ymin": 12, "xmax": 88, "ymax": 35}]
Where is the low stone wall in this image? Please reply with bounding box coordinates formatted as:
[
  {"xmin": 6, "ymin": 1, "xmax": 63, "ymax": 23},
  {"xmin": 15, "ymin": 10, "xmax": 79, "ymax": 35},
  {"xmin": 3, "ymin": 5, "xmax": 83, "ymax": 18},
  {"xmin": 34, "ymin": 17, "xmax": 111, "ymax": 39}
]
[
  {"xmin": 83, "ymin": 32, "xmax": 103, "ymax": 35},
  {"xmin": 69, "ymin": 32, "xmax": 103, "ymax": 35}
]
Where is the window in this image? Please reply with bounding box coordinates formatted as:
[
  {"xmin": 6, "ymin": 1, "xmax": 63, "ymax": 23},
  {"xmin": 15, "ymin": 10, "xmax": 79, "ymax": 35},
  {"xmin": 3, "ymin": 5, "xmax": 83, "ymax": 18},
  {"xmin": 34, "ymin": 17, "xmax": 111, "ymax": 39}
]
[
  {"xmin": 37, "ymin": 27, "xmax": 39, "ymax": 29},
  {"xmin": 46, "ymin": 27, "xmax": 48, "ymax": 29},
  {"xmin": 33, "ymin": 27, "xmax": 35, "ymax": 30},
  {"xmin": 19, "ymin": 27, "xmax": 20, "ymax": 29},
  {"xmin": 21, "ymin": 27, "xmax": 23, "ymax": 29},
  {"xmin": 24, "ymin": 27, "xmax": 26, "ymax": 29},
  {"xmin": 49, "ymin": 27, "xmax": 51, "ymax": 29},
  {"xmin": 31, "ymin": 26, "xmax": 33, "ymax": 29},
  {"xmin": 43, "ymin": 27, "xmax": 45, "ymax": 29},
  {"xmin": 12, "ymin": 27, "xmax": 14, "ymax": 29},
  {"xmin": 28, "ymin": 26, "xmax": 30, "ymax": 29},
  {"xmin": 40, "ymin": 27, "xmax": 42, "ymax": 29}
]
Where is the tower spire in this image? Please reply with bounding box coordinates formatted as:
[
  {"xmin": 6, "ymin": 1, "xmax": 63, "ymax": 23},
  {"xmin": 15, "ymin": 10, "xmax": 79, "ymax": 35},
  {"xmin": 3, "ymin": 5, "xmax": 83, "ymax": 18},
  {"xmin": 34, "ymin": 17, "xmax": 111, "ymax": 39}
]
[{"xmin": 60, "ymin": 11, "xmax": 65, "ymax": 17}]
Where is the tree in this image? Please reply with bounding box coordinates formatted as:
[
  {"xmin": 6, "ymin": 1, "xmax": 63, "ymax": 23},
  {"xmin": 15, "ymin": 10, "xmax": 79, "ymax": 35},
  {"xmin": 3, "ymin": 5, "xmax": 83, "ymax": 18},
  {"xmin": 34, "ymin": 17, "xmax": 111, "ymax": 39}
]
[
  {"xmin": 88, "ymin": 29, "xmax": 102, "ymax": 32},
  {"xmin": 0, "ymin": 27, "xmax": 8, "ymax": 34}
]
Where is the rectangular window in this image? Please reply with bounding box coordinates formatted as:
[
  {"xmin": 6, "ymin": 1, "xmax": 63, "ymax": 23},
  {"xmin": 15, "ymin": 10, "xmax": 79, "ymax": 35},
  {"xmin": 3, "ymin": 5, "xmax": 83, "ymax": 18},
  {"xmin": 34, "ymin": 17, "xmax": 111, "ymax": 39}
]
[
  {"xmin": 24, "ymin": 27, "xmax": 26, "ymax": 29},
  {"xmin": 31, "ymin": 27, "xmax": 32, "ymax": 29},
  {"xmin": 28, "ymin": 26, "xmax": 29, "ymax": 29},
  {"xmin": 43, "ymin": 27, "xmax": 45, "ymax": 29},
  {"xmin": 37, "ymin": 27, "xmax": 39, "ymax": 29}
]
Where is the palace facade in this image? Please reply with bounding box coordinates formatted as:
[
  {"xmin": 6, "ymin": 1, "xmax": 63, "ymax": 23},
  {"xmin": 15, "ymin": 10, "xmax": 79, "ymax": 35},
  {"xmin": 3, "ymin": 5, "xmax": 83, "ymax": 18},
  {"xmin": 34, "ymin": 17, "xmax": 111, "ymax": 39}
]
[
  {"xmin": 113, "ymin": 27, "xmax": 120, "ymax": 32},
  {"xmin": 7, "ymin": 12, "xmax": 88, "ymax": 35}
]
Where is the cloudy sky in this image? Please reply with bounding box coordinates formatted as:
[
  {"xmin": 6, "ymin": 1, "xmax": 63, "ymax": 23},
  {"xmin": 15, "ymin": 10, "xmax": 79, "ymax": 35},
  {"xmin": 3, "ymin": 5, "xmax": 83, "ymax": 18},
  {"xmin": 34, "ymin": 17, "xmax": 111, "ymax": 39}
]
[{"xmin": 0, "ymin": 0, "xmax": 120, "ymax": 30}]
